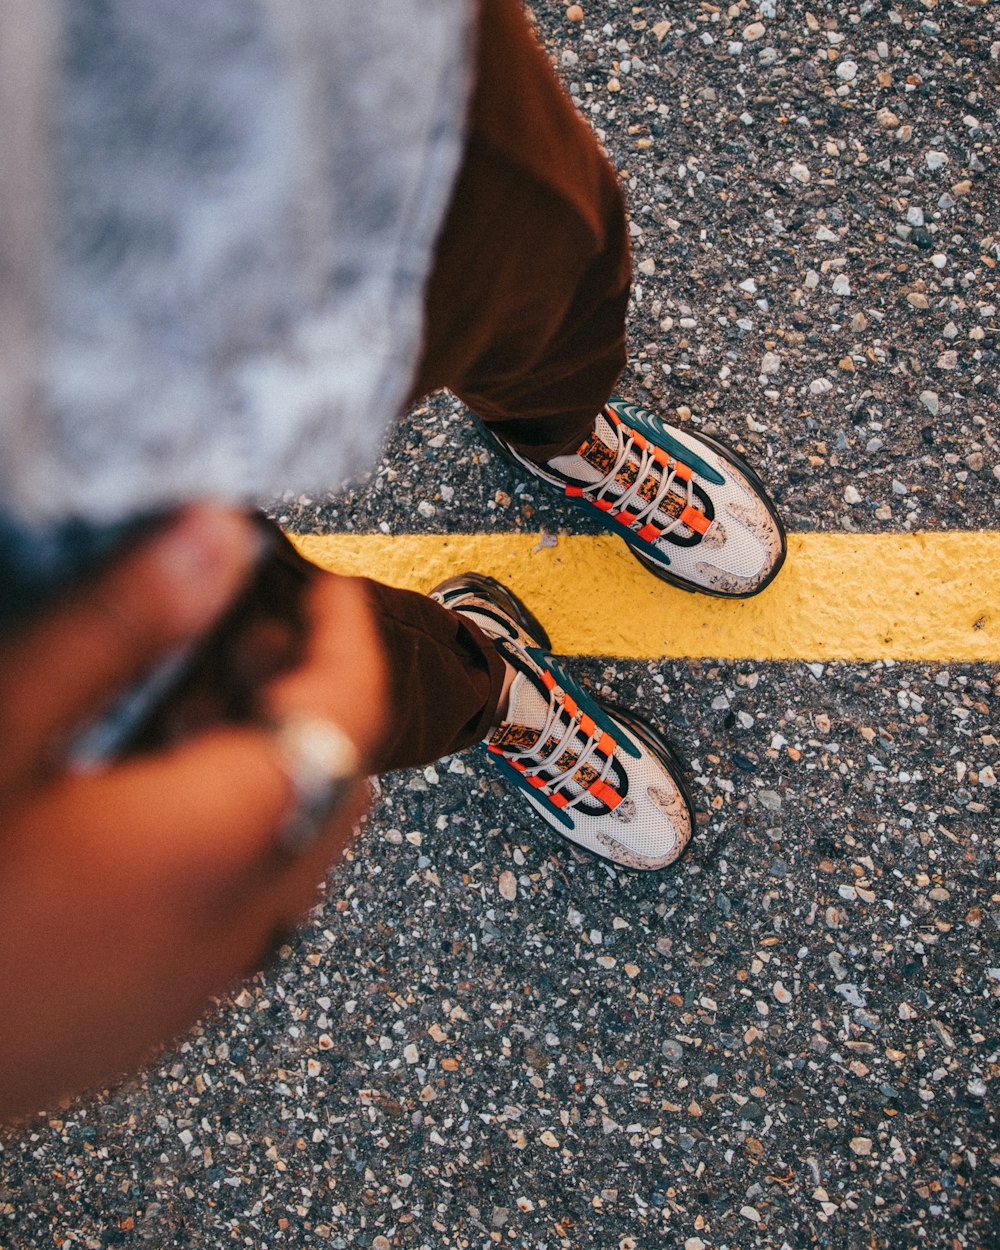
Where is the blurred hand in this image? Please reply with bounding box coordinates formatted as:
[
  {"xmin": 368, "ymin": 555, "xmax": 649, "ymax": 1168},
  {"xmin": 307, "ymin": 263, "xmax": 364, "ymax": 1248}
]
[{"xmin": 0, "ymin": 505, "xmax": 387, "ymax": 1122}]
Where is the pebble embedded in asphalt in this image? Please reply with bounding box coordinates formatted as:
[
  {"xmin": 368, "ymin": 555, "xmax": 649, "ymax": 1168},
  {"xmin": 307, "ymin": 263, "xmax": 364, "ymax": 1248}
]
[{"xmin": 2, "ymin": 3, "xmax": 997, "ymax": 1249}]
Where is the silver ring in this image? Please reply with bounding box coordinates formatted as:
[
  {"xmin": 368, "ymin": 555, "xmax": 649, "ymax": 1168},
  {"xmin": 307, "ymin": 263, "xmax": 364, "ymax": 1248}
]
[{"xmin": 269, "ymin": 714, "xmax": 361, "ymax": 854}]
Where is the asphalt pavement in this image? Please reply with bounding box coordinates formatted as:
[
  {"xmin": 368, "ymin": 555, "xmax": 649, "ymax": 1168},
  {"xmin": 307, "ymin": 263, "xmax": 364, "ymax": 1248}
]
[{"xmin": 1, "ymin": 3, "xmax": 997, "ymax": 1249}]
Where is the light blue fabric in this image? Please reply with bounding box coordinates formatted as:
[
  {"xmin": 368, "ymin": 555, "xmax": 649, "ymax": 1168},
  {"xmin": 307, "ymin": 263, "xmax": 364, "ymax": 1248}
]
[{"xmin": 0, "ymin": 0, "xmax": 473, "ymax": 526}]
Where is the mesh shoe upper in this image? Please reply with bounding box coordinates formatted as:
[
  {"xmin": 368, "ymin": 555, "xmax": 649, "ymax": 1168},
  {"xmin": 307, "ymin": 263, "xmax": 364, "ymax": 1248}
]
[
  {"xmin": 500, "ymin": 399, "xmax": 786, "ymax": 597},
  {"xmin": 431, "ymin": 574, "xmax": 693, "ymax": 871}
]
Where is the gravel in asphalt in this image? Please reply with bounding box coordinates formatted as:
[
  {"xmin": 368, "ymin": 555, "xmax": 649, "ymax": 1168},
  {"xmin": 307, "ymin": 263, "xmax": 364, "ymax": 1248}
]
[{"xmin": 2, "ymin": 2, "xmax": 997, "ymax": 1249}]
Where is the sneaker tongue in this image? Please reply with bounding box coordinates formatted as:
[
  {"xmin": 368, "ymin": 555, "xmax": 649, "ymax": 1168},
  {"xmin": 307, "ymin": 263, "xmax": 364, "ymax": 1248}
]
[
  {"xmin": 488, "ymin": 670, "xmax": 610, "ymax": 797},
  {"xmin": 548, "ymin": 413, "xmax": 691, "ymax": 528},
  {"xmin": 547, "ymin": 411, "xmax": 617, "ymax": 486}
]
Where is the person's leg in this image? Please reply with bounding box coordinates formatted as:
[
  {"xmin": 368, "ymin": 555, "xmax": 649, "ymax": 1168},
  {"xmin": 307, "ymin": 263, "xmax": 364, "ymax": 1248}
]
[
  {"xmin": 410, "ymin": 0, "xmax": 630, "ymax": 461},
  {"xmin": 357, "ymin": 0, "xmax": 631, "ymax": 777},
  {"xmin": 359, "ymin": 577, "xmax": 506, "ymax": 774},
  {"xmin": 413, "ymin": 0, "xmax": 785, "ymax": 600},
  {"xmin": 357, "ymin": 0, "xmax": 783, "ymax": 778}
]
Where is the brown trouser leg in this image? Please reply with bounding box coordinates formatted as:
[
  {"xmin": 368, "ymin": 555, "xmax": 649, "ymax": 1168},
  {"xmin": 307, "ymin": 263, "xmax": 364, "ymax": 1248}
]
[
  {"xmin": 411, "ymin": 0, "xmax": 631, "ymax": 460},
  {"xmin": 365, "ymin": 0, "xmax": 631, "ymax": 773}
]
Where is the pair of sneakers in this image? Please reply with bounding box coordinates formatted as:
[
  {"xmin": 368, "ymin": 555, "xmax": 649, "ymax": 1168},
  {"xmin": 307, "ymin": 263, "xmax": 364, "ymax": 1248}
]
[{"xmin": 429, "ymin": 398, "xmax": 786, "ymax": 871}]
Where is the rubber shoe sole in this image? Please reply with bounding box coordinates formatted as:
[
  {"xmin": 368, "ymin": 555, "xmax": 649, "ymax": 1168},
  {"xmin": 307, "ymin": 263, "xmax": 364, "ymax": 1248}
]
[
  {"xmin": 477, "ymin": 414, "xmax": 787, "ymax": 599},
  {"xmin": 430, "ymin": 571, "xmax": 697, "ymax": 870}
]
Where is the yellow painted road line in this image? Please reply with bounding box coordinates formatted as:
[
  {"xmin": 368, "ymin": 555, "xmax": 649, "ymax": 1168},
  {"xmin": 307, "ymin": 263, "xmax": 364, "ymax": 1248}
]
[{"xmin": 290, "ymin": 531, "xmax": 1000, "ymax": 663}]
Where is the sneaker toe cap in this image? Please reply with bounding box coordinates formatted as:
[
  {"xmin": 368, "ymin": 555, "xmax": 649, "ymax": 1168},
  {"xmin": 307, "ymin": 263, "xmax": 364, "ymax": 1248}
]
[
  {"xmin": 688, "ymin": 489, "xmax": 784, "ymax": 593},
  {"xmin": 589, "ymin": 784, "xmax": 692, "ymax": 870}
]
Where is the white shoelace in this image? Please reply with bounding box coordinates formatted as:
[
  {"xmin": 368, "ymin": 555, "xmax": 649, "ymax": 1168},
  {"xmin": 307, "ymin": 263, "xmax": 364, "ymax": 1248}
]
[
  {"xmin": 495, "ymin": 645, "xmax": 617, "ymax": 811},
  {"xmin": 581, "ymin": 421, "xmax": 703, "ymax": 539}
]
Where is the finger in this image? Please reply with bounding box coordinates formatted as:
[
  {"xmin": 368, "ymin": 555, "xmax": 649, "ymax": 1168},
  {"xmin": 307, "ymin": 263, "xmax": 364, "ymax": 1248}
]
[
  {"xmin": 0, "ymin": 754, "xmax": 368, "ymax": 1121},
  {"xmin": 0, "ymin": 505, "xmax": 259, "ymax": 789},
  {"xmin": 199, "ymin": 774, "xmax": 373, "ymax": 986},
  {"xmin": 11, "ymin": 723, "xmax": 367, "ymax": 924},
  {"xmin": 266, "ymin": 574, "xmax": 389, "ymax": 769}
]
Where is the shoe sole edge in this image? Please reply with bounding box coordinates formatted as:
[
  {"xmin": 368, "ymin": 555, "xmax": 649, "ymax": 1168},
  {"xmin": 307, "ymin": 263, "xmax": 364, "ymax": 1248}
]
[
  {"xmin": 431, "ymin": 572, "xmax": 552, "ymax": 651},
  {"xmin": 476, "ymin": 412, "xmax": 788, "ymax": 600}
]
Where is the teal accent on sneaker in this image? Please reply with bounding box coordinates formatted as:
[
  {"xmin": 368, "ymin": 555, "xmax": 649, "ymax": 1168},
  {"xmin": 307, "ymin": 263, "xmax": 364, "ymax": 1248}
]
[
  {"xmin": 607, "ymin": 398, "xmax": 725, "ymax": 486},
  {"xmin": 525, "ymin": 648, "xmax": 641, "ymax": 760}
]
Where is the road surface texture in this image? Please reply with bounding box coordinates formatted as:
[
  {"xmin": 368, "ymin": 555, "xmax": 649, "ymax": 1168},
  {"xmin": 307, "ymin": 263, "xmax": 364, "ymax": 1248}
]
[{"xmin": 2, "ymin": 3, "xmax": 997, "ymax": 1249}]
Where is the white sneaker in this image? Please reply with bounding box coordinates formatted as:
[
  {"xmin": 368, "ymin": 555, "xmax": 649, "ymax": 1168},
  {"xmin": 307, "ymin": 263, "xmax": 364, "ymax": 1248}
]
[
  {"xmin": 485, "ymin": 397, "xmax": 786, "ymax": 597},
  {"xmin": 430, "ymin": 573, "xmax": 694, "ymax": 871}
]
